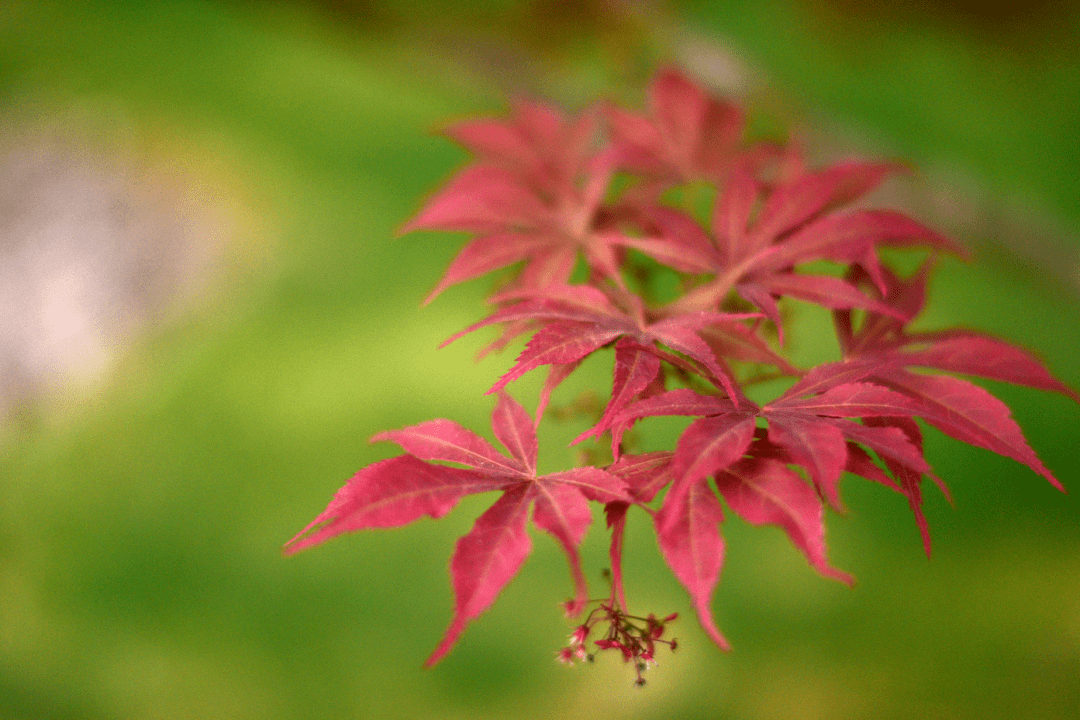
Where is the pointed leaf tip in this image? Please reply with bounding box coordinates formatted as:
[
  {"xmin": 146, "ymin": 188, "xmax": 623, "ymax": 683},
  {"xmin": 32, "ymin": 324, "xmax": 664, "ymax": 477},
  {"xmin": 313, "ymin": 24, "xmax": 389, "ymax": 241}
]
[
  {"xmin": 283, "ymin": 455, "xmax": 499, "ymax": 555},
  {"xmin": 717, "ymin": 457, "xmax": 854, "ymax": 586},
  {"xmin": 426, "ymin": 487, "xmax": 533, "ymax": 666},
  {"xmin": 656, "ymin": 478, "xmax": 731, "ymax": 651}
]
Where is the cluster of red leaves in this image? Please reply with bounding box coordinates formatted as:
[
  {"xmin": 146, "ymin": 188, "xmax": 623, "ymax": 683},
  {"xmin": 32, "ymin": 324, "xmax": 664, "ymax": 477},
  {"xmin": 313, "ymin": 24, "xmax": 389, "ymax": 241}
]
[{"xmin": 286, "ymin": 68, "xmax": 1076, "ymax": 671}]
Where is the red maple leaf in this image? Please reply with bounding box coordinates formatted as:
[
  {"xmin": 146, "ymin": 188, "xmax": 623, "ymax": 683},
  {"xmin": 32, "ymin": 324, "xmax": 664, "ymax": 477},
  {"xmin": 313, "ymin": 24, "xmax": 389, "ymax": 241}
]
[
  {"xmin": 401, "ymin": 103, "xmax": 623, "ymax": 302},
  {"xmin": 616, "ymin": 163, "xmax": 966, "ymax": 337},
  {"xmin": 834, "ymin": 262, "xmax": 1080, "ymax": 402},
  {"xmin": 826, "ymin": 262, "xmax": 1075, "ymax": 496},
  {"xmin": 284, "ymin": 392, "xmax": 629, "ymax": 666},
  {"xmin": 607, "ymin": 344, "xmax": 1067, "ymax": 643},
  {"xmin": 607, "ymin": 386, "xmax": 889, "ymax": 645},
  {"xmin": 604, "ymin": 66, "xmax": 748, "ymax": 185},
  {"xmin": 443, "ymin": 284, "xmax": 759, "ymax": 417}
]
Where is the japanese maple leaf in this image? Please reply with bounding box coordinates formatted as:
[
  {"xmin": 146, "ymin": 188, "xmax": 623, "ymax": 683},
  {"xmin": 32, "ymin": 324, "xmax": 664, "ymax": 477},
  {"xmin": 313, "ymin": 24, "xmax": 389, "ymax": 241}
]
[
  {"xmin": 610, "ymin": 386, "xmax": 860, "ymax": 648},
  {"xmin": 604, "ymin": 66, "xmax": 747, "ymax": 185},
  {"xmin": 629, "ymin": 364, "xmax": 964, "ymax": 558},
  {"xmin": 760, "ymin": 378, "xmax": 943, "ymax": 552},
  {"xmin": 619, "ymin": 164, "xmax": 965, "ymax": 334},
  {"xmin": 755, "ymin": 344, "xmax": 1073, "ymax": 551},
  {"xmin": 443, "ymin": 100, "xmax": 598, "ymax": 201},
  {"xmin": 284, "ymin": 392, "xmax": 629, "ymax": 666},
  {"xmin": 835, "ymin": 262, "xmax": 1080, "ymax": 403},
  {"xmin": 609, "ymin": 380, "xmax": 956, "ymax": 642},
  {"xmin": 607, "ymin": 379, "xmax": 931, "ymax": 513},
  {"xmin": 627, "ymin": 379, "xmax": 931, "ymax": 520},
  {"xmin": 820, "ymin": 264, "xmax": 1077, "ymax": 493},
  {"xmin": 443, "ymin": 284, "xmax": 758, "ymax": 411},
  {"xmin": 400, "ymin": 103, "xmax": 622, "ymax": 303}
]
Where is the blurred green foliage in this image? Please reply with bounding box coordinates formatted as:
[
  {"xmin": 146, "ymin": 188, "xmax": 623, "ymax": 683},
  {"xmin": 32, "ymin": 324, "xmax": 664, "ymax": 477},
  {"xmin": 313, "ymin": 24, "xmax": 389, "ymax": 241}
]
[{"xmin": 1, "ymin": 1, "xmax": 1077, "ymax": 718}]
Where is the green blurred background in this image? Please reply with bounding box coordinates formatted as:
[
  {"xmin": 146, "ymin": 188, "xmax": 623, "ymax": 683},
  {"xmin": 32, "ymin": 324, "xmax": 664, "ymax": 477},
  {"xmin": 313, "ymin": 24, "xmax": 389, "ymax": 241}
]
[{"xmin": 1, "ymin": 1, "xmax": 1078, "ymax": 718}]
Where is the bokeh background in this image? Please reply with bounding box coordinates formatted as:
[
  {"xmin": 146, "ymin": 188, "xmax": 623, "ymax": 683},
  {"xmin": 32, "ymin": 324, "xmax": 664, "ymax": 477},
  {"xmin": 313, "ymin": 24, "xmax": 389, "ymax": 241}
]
[{"xmin": 2, "ymin": 1, "xmax": 1078, "ymax": 718}]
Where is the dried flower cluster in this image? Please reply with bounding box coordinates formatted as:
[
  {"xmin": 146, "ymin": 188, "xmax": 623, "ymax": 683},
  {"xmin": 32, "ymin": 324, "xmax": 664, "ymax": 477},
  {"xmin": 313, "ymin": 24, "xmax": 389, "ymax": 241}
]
[{"xmin": 286, "ymin": 68, "xmax": 1075, "ymax": 677}]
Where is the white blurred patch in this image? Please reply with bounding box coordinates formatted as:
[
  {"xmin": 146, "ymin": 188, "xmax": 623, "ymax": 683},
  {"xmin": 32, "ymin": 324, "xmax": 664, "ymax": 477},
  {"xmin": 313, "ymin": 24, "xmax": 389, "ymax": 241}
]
[{"xmin": 0, "ymin": 120, "xmax": 227, "ymax": 430}]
